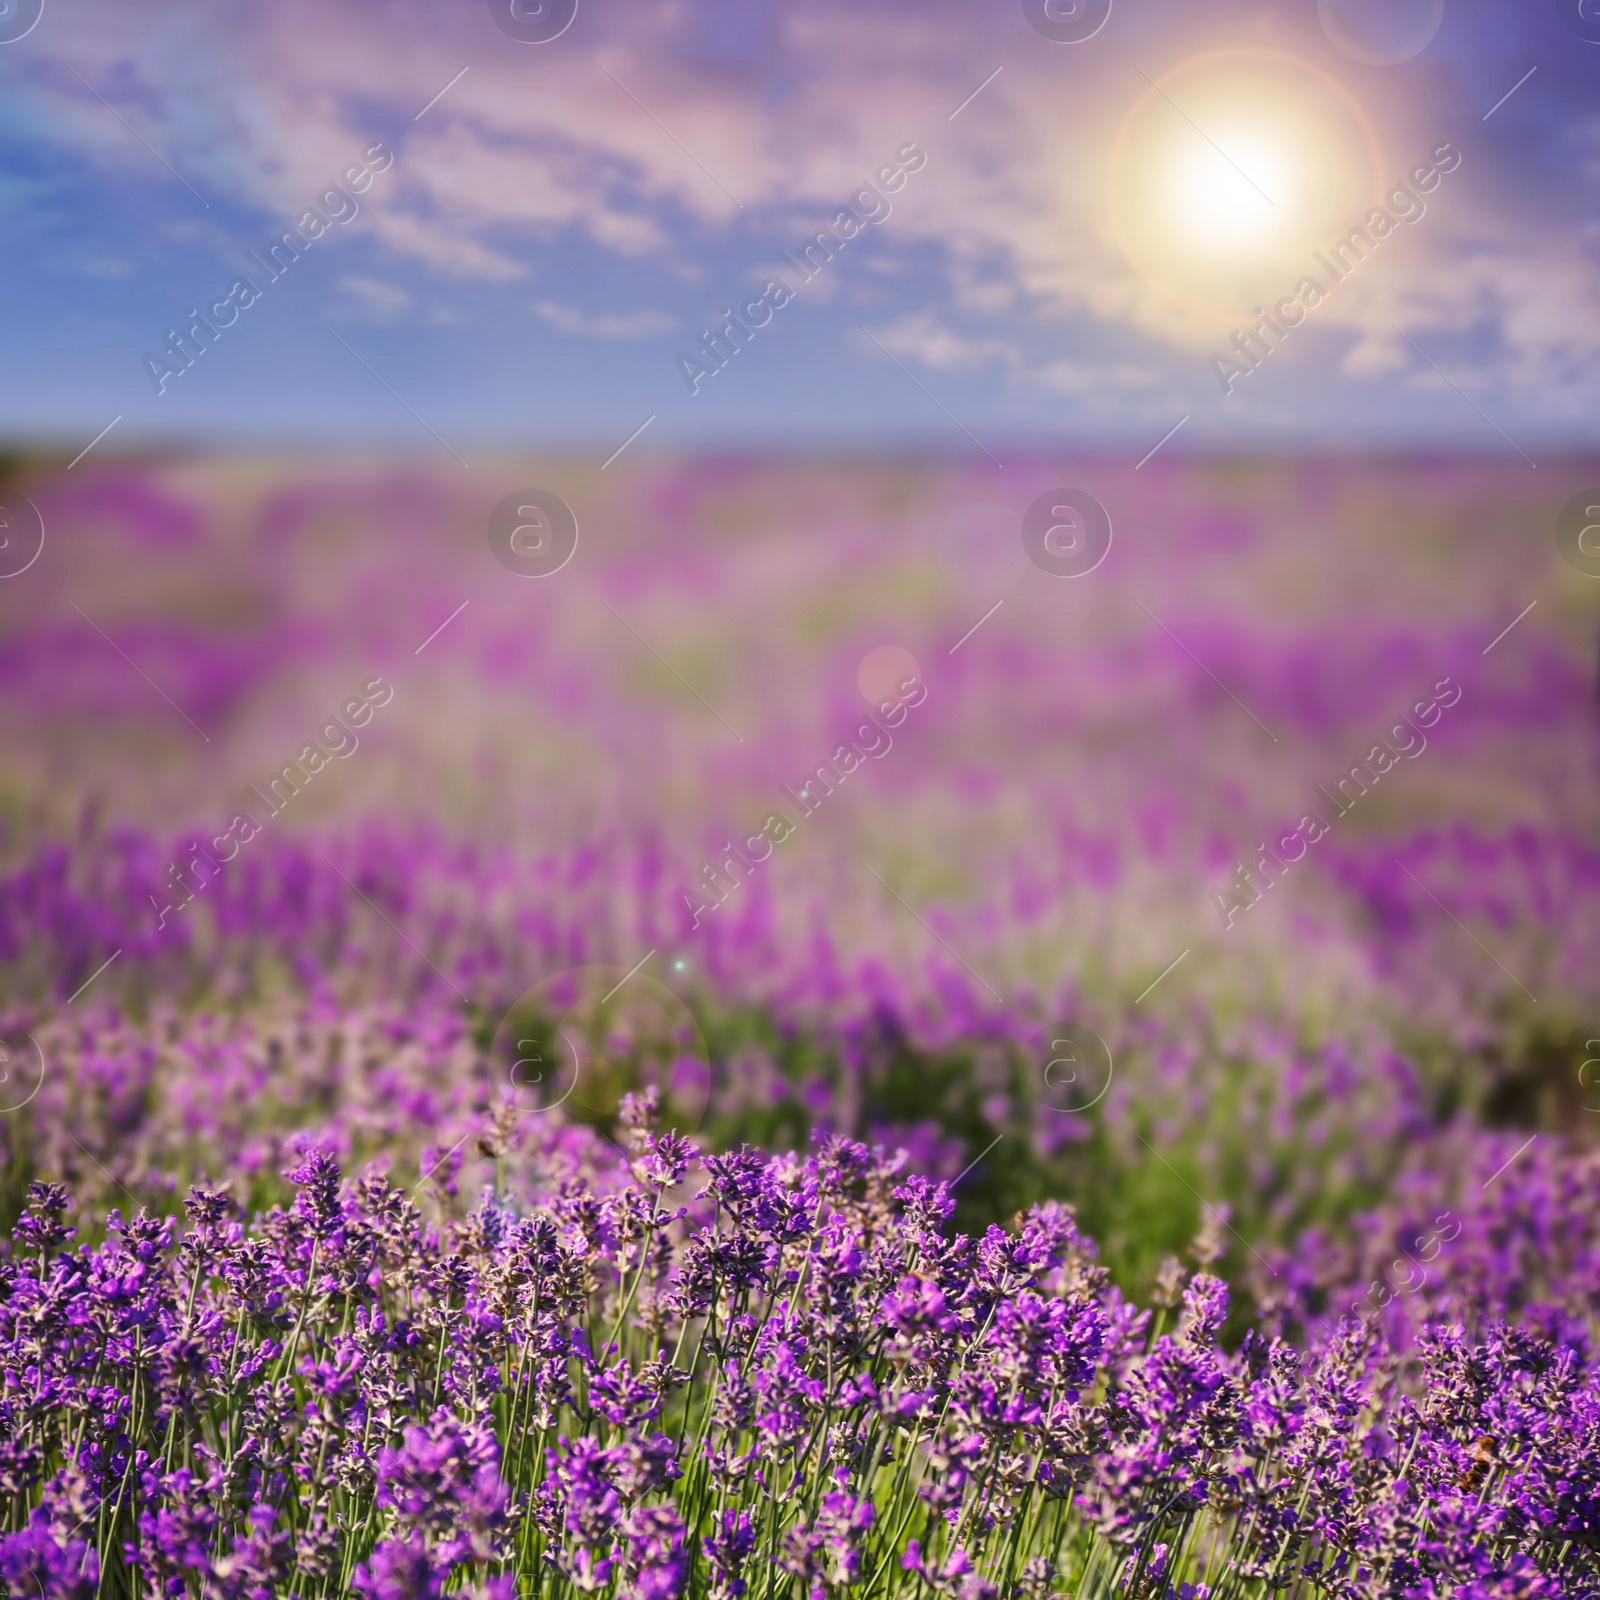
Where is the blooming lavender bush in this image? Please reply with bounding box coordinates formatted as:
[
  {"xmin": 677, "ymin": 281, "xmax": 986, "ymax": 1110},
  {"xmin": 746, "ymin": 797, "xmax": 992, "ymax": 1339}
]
[{"xmin": 2, "ymin": 1091, "xmax": 1596, "ymax": 1600}]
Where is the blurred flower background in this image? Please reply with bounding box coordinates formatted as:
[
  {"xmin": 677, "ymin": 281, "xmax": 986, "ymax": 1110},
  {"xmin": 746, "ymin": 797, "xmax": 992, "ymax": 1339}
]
[{"xmin": 1, "ymin": 449, "xmax": 1594, "ymax": 1287}]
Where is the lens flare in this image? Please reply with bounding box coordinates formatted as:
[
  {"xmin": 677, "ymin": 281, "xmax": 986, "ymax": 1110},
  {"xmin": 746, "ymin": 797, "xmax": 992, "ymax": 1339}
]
[{"xmin": 1318, "ymin": 0, "xmax": 1444, "ymax": 66}]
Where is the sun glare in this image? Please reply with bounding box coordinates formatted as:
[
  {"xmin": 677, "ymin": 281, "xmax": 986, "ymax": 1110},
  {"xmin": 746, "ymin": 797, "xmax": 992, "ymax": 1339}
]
[
  {"xmin": 1163, "ymin": 131, "xmax": 1290, "ymax": 258},
  {"xmin": 1108, "ymin": 51, "xmax": 1384, "ymax": 324}
]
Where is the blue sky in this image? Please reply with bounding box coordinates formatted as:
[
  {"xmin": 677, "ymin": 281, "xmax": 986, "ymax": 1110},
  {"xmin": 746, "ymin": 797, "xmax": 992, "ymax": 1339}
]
[{"xmin": 1, "ymin": 0, "xmax": 1597, "ymax": 458}]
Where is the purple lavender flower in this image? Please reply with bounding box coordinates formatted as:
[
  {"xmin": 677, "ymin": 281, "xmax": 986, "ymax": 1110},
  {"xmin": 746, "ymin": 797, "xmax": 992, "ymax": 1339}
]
[
  {"xmin": 374, "ymin": 1410, "xmax": 508, "ymax": 1564},
  {"xmin": 703, "ymin": 1509, "xmax": 756, "ymax": 1600},
  {"xmin": 0, "ymin": 1512, "xmax": 100, "ymax": 1600},
  {"xmin": 618, "ymin": 1504, "xmax": 689, "ymax": 1600},
  {"xmin": 352, "ymin": 1535, "xmax": 446, "ymax": 1600}
]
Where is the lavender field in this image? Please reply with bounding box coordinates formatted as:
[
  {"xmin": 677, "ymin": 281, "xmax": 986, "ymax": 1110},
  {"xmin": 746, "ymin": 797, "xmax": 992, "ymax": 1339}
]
[{"xmin": 0, "ymin": 451, "xmax": 1597, "ymax": 1597}]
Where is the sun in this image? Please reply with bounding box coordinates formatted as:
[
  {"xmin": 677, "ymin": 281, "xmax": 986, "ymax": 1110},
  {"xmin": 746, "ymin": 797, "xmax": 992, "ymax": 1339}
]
[
  {"xmin": 1161, "ymin": 128, "xmax": 1290, "ymax": 260},
  {"xmin": 1107, "ymin": 50, "xmax": 1385, "ymax": 325}
]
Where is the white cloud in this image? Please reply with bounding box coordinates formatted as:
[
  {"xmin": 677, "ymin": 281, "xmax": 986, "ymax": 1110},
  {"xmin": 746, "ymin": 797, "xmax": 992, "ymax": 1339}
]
[
  {"xmin": 336, "ymin": 275, "xmax": 415, "ymax": 322},
  {"xmin": 862, "ymin": 313, "xmax": 1016, "ymax": 374},
  {"xmin": 532, "ymin": 301, "xmax": 676, "ymax": 339}
]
